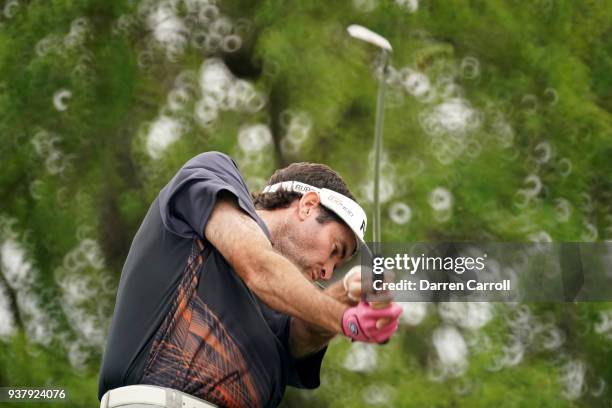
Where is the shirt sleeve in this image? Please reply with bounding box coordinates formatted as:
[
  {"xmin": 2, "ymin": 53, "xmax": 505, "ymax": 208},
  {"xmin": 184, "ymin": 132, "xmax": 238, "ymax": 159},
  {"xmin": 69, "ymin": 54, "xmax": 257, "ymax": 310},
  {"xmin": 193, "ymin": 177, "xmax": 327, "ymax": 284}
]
[
  {"xmin": 284, "ymin": 318, "xmax": 327, "ymax": 389},
  {"xmin": 287, "ymin": 346, "xmax": 327, "ymax": 389},
  {"xmin": 158, "ymin": 151, "xmax": 265, "ymax": 239},
  {"xmin": 261, "ymin": 305, "xmax": 327, "ymax": 389}
]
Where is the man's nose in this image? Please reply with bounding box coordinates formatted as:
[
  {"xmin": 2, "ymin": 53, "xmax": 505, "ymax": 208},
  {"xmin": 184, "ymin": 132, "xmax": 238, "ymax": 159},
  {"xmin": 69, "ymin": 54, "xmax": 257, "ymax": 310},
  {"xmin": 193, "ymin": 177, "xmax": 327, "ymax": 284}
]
[{"xmin": 320, "ymin": 261, "xmax": 335, "ymax": 281}]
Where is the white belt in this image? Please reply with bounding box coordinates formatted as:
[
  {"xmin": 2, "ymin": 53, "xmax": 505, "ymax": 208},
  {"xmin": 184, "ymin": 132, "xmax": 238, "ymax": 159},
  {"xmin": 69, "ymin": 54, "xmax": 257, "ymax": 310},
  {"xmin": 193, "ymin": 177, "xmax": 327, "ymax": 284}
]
[{"xmin": 100, "ymin": 385, "xmax": 217, "ymax": 408}]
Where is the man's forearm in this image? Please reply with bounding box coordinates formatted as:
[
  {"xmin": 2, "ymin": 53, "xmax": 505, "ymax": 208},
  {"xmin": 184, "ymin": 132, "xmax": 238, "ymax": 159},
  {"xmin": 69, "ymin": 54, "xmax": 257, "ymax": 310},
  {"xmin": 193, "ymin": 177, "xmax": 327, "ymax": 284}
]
[
  {"xmin": 289, "ymin": 280, "xmax": 356, "ymax": 358},
  {"xmin": 243, "ymin": 249, "xmax": 348, "ymax": 334}
]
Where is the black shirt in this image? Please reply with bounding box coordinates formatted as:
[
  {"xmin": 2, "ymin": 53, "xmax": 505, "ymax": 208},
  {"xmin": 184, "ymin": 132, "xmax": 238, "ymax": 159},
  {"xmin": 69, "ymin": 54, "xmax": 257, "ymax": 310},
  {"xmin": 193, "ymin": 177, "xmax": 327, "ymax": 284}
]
[{"xmin": 98, "ymin": 151, "xmax": 326, "ymax": 408}]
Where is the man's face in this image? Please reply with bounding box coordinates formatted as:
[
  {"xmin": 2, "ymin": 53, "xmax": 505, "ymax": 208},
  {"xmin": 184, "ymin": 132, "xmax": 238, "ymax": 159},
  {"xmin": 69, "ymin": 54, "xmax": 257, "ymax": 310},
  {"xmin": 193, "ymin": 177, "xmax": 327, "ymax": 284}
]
[{"xmin": 274, "ymin": 193, "xmax": 357, "ymax": 282}]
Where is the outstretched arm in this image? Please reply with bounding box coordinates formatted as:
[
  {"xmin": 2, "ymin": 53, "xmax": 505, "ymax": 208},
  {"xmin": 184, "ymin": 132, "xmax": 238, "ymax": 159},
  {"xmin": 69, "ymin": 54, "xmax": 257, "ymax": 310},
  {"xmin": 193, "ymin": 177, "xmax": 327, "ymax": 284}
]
[{"xmin": 204, "ymin": 192, "xmax": 348, "ymax": 334}]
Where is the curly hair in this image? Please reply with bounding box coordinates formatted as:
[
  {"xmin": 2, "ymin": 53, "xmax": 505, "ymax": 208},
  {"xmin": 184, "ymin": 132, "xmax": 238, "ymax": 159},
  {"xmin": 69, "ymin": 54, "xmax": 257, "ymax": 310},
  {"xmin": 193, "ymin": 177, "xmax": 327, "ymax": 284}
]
[{"xmin": 251, "ymin": 162, "xmax": 356, "ymax": 225}]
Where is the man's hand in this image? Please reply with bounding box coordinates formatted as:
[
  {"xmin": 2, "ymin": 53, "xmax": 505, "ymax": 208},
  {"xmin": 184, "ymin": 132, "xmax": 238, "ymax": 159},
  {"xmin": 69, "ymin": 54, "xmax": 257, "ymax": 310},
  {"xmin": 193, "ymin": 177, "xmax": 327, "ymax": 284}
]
[
  {"xmin": 343, "ymin": 266, "xmax": 362, "ymax": 303},
  {"xmin": 344, "ymin": 265, "xmax": 396, "ymax": 329},
  {"xmin": 342, "ymin": 301, "xmax": 402, "ymax": 343},
  {"xmin": 288, "ymin": 278, "xmax": 362, "ymax": 358}
]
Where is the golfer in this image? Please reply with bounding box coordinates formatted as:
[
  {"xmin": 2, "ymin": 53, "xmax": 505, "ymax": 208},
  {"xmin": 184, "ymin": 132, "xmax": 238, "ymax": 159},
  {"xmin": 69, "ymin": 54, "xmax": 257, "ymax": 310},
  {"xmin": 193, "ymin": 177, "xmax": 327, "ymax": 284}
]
[{"xmin": 98, "ymin": 151, "xmax": 402, "ymax": 408}]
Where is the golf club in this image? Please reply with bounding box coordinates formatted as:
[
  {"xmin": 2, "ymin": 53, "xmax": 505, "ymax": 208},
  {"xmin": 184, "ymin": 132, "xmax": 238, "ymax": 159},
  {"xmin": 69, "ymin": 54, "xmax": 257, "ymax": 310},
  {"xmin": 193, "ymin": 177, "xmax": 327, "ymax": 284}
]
[
  {"xmin": 347, "ymin": 24, "xmax": 392, "ymax": 255},
  {"xmin": 347, "ymin": 24, "xmax": 393, "ymax": 321}
]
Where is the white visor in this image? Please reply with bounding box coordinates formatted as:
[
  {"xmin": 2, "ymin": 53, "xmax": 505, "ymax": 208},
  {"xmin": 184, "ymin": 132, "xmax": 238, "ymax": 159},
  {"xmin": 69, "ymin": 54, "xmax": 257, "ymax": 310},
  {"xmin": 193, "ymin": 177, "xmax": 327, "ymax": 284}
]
[{"xmin": 261, "ymin": 181, "xmax": 367, "ymax": 254}]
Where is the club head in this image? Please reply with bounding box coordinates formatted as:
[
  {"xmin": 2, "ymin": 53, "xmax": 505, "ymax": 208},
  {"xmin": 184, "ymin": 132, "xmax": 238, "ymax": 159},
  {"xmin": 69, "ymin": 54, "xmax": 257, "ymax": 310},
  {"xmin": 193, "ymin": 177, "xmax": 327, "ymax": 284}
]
[{"xmin": 347, "ymin": 24, "xmax": 392, "ymax": 52}]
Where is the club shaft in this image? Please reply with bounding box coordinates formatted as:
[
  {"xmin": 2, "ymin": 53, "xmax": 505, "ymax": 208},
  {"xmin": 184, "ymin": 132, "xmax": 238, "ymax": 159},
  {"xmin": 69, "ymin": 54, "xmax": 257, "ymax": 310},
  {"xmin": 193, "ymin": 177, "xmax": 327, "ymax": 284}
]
[{"xmin": 373, "ymin": 50, "xmax": 389, "ymax": 256}]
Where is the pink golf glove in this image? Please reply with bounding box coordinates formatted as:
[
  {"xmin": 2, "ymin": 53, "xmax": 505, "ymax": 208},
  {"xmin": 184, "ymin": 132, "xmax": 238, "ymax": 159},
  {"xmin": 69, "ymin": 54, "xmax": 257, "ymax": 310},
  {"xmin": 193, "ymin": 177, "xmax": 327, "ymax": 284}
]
[{"xmin": 342, "ymin": 301, "xmax": 402, "ymax": 343}]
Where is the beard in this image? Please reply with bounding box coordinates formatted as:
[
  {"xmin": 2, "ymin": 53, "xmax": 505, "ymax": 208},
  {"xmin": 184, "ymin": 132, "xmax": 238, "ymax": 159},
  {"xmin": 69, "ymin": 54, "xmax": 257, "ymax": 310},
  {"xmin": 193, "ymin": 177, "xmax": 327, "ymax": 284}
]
[{"xmin": 271, "ymin": 221, "xmax": 313, "ymax": 278}]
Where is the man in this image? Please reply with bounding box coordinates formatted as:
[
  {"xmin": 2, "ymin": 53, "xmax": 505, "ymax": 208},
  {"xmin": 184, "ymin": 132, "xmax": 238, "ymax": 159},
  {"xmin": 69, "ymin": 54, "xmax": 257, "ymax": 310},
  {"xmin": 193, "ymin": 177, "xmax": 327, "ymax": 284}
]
[{"xmin": 98, "ymin": 151, "xmax": 401, "ymax": 408}]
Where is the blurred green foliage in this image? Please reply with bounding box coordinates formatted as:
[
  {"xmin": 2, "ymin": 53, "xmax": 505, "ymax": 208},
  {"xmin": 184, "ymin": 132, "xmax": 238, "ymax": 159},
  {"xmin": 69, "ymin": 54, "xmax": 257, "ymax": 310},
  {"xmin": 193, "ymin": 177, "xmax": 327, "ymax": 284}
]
[{"xmin": 0, "ymin": 0, "xmax": 611, "ymax": 407}]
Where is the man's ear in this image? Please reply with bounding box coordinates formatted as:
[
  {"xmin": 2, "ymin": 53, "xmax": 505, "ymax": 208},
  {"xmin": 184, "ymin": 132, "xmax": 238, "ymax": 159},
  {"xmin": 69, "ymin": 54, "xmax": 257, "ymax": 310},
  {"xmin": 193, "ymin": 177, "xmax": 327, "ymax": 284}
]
[{"xmin": 297, "ymin": 191, "xmax": 321, "ymax": 220}]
